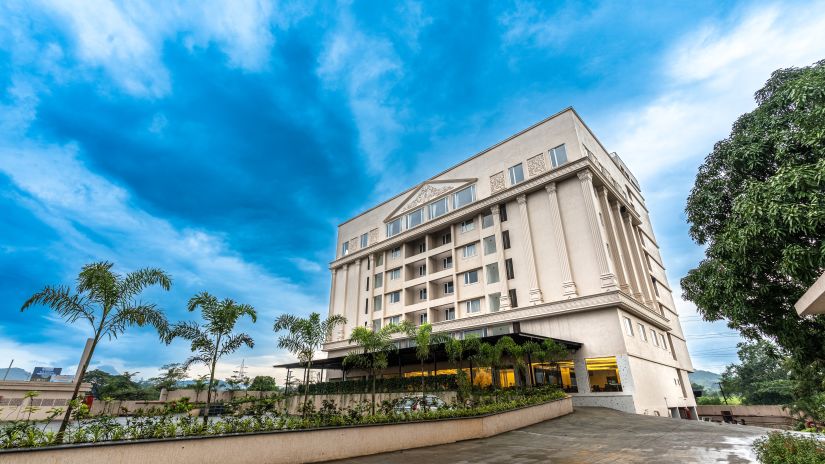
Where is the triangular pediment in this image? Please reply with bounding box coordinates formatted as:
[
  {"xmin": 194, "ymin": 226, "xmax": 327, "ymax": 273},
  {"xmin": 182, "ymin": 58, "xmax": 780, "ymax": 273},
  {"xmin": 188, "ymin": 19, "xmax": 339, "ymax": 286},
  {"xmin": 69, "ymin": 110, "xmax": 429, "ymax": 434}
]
[{"xmin": 386, "ymin": 178, "xmax": 477, "ymax": 221}]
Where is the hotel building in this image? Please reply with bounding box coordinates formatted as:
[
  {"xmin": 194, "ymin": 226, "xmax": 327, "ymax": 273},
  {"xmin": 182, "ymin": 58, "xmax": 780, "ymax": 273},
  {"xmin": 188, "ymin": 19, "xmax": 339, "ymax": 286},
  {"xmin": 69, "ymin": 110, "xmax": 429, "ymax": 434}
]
[{"xmin": 321, "ymin": 108, "xmax": 697, "ymax": 418}]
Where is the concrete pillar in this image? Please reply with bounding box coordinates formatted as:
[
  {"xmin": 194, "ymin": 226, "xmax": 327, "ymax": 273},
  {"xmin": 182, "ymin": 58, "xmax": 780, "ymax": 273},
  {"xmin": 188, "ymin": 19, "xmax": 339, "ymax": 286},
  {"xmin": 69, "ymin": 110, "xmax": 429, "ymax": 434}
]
[
  {"xmin": 367, "ymin": 255, "xmax": 375, "ymax": 330},
  {"xmin": 625, "ymin": 216, "xmax": 655, "ymax": 308},
  {"xmin": 545, "ymin": 183, "xmax": 577, "ymax": 297},
  {"xmin": 597, "ymin": 187, "xmax": 630, "ymax": 293},
  {"xmin": 516, "ymin": 194, "xmax": 543, "ymax": 304},
  {"xmin": 490, "ymin": 204, "xmax": 511, "ymax": 310},
  {"xmin": 614, "ymin": 204, "xmax": 644, "ymax": 302},
  {"xmin": 340, "ymin": 264, "xmax": 349, "ymax": 339},
  {"xmin": 573, "ymin": 359, "xmax": 589, "ymax": 393},
  {"xmin": 577, "ymin": 171, "xmax": 617, "ymax": 290}
]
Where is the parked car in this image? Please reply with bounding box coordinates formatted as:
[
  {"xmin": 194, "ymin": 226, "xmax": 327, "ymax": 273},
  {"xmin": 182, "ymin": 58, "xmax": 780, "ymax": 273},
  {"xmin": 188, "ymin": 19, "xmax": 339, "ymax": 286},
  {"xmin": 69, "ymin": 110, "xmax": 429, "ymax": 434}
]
[{"xmin": 393, "ymin": 395, "xmax": 447, "ymax": 414}]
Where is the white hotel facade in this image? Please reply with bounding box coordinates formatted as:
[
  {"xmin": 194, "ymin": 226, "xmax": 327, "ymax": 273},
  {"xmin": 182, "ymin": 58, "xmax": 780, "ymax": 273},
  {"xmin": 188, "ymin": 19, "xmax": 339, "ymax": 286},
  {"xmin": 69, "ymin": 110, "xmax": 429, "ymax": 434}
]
[{"xmin": 321, "ymin": 108, "xmax": 697, "ymax": 418}]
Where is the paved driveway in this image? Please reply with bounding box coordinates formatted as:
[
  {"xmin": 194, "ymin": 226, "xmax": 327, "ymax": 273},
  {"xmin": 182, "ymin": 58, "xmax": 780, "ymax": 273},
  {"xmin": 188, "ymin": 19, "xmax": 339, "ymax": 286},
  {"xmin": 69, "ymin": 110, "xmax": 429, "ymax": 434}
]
[{"xmin": 327, "ymin": 407, "xmax": 771, "ymax": 464}]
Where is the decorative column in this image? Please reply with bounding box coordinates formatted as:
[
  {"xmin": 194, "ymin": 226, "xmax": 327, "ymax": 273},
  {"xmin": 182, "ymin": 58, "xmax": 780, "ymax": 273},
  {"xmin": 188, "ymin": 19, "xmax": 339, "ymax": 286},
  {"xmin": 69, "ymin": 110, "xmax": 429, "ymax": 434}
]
[
  {"xmin": 597, "ymin": 187, "xmax": 629, "ymax": 293},
  {"xmin": 339, "ymin": 264, "xmax": 349, "ymax": 340},
  {"xmin": 328, "ymin": 268, "xmax": 338, "ymax": 341},
  {"xmin": 577, "ymin": 171, "xmax": 618, "ymax": 290},
  {"xmin": 367, "ymin": 255, "xmax": 375, "ymax": 330},
  {"xmin": 545, "ymin": 183, "xmax": 577, "ymax": 297},
  {"xmin": 628, "ymin": 221, "xmax": 655, "ymax": 308},
  {"xmin": 491, "ymin": 205, "xmax": 511, "ymax": 310},
  {"xmin": 613, "ymin": 203, "xmax": 643, "ymax": 301},
  {"xmin": 516, "ymin": 194, "xmax": 543, "ymax": 304}
]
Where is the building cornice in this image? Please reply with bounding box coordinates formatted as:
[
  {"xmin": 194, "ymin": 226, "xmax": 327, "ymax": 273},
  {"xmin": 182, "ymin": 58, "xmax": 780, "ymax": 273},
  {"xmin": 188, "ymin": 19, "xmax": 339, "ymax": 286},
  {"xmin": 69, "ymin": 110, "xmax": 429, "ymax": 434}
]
[{"xmin": 322, "ymin": 289, "xmax": 669, "ymax": 352}]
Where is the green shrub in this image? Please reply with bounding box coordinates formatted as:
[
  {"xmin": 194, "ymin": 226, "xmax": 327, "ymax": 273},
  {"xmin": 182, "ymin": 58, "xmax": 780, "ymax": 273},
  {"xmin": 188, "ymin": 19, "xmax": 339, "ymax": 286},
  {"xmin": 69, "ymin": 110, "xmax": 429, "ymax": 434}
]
[{"xmin": 753, "ymin": 432, "xmax": 825, "ymax": 464}]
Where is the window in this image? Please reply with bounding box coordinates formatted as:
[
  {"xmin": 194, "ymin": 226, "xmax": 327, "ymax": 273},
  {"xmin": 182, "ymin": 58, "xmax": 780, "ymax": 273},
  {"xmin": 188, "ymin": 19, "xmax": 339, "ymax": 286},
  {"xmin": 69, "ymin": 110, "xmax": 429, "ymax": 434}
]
[
  {"xmin": 463, "ymin": 243, "xmax": 477, "ymax": 258},
  {"xmin": 360, "ymin": 233, "xmax": 369, "ymax": 248},
  {"xmin": 407, "ymin": 208, "xmax": 424, "ymax": 229},
  {"xmin": 341, "ymin": 241, "xmax": 349, "ymax": 256},
  {"xmin": 489, "ymin": 293, "xmax": 501, "ymax": 312},
  {"xmin": 388, "ymin": 291, "xmax": 401, "ymax": 303},
  {"xmin": 366, "ymin": 276, "xmax": 370, "ymax": 291},
  {"xmin": 388, "ymin": 268, "xmax": 401, "ymax": 280},
  {"xmin": 549, "ymin": 144, "xmax": 568, "ymax": 168},
  {"xmin": 505, "ymin": 258, "xmax": 515, "ymax": 279},
  {"xmin": 460, "ymin": 219, "xmax": 475, "ymax": 233},
  {"xmin": 429, "ymin": 197, "xmax": 449, "ymax": 219},
  {"xmin": 499, "ymin": 203, "xmax": 508, "ymax": 222},
  {"xmin": 652, "ymin": 277, "xmax": 660, "ymax": 297},
  {"xmin": 418, "ymin": 264, "xmax": 426, "ymax": 277},
  {"xmin": 623, "ymin": 317, "xmax": 634, "ymax": 336},
  {"xmin": 373, "ymin": 319, "xmax": 382, "ymax": 331},
  {"xmin": 660, "ymin": 334, "xmax": 668, "ymax": 350},
  {"xmin": 367, "ymin": 258, "xmax": 370, "ymax": 270},
  {"xmin": 388, "ymin": 315, "xmax": 400, "ymax": 325},
  {"xmin": 443, "ymin": 281, "xmax": 454, "ymax": 295},
  {"xmin": 418, "ymin": 241, "xmax": 426, "ymax": 253},
  {"xmin": 650, "ymin": 329, "xmax": 659, "ymax": 347},
  {"xmin": 387, "ymin": 218, "xmax": 402, "ymax": 237},
  {"xmin": 419, "ymin": 313, "xmax": 428, "ymax": 325},
  {"xmin": 364, "ymin": 298, "xmax": 369, "ymax": 314},
  {"xmin": 453, "ymin": 185, "xmax": 476, "ymax": 209},
  {"xmin": 586, "ymin": 357, "xmax": 622, "ymax": 392},
  {"xmin": 390, "ymin": 247, "xmax": 401, "ymax": 259},
  {"xmin": 373, "ymin": 295, "xmax": 382, "ymax": 312},
  {"xmin": 419, "ymin": 288, "xmax": 427, "ymax": 300},
  {"xmin": 445, "ymin": 308, "xmax": 455, "ymax": 321},
  {"xmin": 482, "ymin": 212, "xmax": 493, "ymax": 229},
  {"xmin": 483, "ymin": 235, "xmax": 497, "ymax": 255},
  {"xmin": 375, "ymin": 273, "xmax": 383, "ymax": 288},
  {"xmin": 638, "ymin": 323, "xmax": 647, "ymax": 342},
  {"xmin": 508, "ymin": 289, "xmax": 518, "ymax": 308},
  {"xmin": 486, "ymin": 263, "xmax": 500, "ymax": 284},
  {"xmin": 465, "ymin": 299, "xmax": 481, "ymax": 314},
  {"xmin": 375, "ymin": 253, "xmax": 383, "ymax": 266},
  {"xmin": 646, "ymin": 255, "xmax": 653, "ymax": 271},
  {"xmin": 441, "ymin": 232, "xmax": 452, "ymax": 245},
  {"xmin": 508, "ymin": 163, "xmax": 525, "ymax": 185},
  {"xmin": 464, "ymin": 270, "xmax": 479, "ymax": 285},
  {"xmin": 442, "ymin": 256, "xmax": 453, "ymax": 270},
  {"xmin": 502, "ymin": 230, "xmax": 511, "ymax": 249}
]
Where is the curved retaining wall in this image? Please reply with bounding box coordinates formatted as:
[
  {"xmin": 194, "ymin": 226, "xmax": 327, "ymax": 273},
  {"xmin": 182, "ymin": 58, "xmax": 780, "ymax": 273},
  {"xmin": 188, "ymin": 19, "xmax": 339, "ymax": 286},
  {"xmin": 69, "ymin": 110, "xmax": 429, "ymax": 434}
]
[{"xmin": 0, "ymin": 397, "xmax": 572, "ymax": 464}]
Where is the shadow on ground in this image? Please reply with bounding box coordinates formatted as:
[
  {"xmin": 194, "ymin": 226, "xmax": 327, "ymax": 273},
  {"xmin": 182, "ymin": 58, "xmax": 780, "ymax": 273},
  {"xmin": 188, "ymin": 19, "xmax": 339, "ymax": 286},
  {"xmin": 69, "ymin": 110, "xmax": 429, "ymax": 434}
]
[{"xmin": 326, "ymin": 406, "xmax": 770, "ymax": 464}]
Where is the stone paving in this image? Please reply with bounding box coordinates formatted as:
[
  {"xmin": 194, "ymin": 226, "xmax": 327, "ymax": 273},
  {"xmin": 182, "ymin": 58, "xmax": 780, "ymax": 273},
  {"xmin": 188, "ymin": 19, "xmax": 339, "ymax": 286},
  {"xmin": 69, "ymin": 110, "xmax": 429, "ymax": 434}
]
[{"xmin": 327, "ymin": 407, "xmax": 772, "ymax": 464}]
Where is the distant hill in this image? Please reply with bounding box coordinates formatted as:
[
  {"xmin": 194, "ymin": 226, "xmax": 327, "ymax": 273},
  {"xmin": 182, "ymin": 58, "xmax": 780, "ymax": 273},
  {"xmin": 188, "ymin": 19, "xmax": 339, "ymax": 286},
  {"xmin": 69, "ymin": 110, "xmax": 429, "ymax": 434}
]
[
  {"xmin": 689, "ymin": 370, "xmax": 721, "ymax": 393},
  {"xmin": 0, "ymin": 367, "xmax": 31, "ymax": 381}
]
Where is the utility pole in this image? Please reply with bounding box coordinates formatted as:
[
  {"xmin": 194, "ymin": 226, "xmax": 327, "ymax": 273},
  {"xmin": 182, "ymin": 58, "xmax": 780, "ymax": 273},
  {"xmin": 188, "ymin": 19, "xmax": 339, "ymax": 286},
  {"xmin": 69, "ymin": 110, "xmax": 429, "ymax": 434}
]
[
  {"xmin": 2, "ymin": 359, "xmax": 13, "ymax": 381},
  {"xmin": 717, "ymin": 382, "xmax": 729, "ymax": 405}
]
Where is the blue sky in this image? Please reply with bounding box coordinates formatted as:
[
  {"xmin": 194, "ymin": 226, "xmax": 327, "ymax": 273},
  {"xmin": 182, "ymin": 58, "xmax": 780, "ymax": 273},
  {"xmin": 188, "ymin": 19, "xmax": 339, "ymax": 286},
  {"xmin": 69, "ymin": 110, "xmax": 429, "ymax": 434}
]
[{"xmin": 1, "ymin": 0, "xmax": 824, "ymax": 381}]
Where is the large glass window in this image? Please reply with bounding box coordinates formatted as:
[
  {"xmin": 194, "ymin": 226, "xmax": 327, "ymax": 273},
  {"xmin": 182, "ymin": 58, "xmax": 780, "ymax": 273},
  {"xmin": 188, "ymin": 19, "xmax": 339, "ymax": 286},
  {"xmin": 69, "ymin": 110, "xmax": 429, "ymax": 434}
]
[
  {"xmin": 488, "ymin": 293, "xmax": 501, "ymax": 312},
  {"xmin": 465, "ymin": 299, "xmax": 481, "ymax": 314},
  {"xmin": 388, "ymin": 291, "xmax": 401, "ymax": 304},
  {"xmin": 483, "ymin": 235, "xmax": 497, "ymax": 255},
  {"xmin": 486, "ymin": 263, "xmax": 500, "ymax": 284},
  {"xmin": 463, "ymin": 243, "xmax": 477, "ymax": 258},
  {"xmin": 388, "ymin": 315, "xmax": 401, "ymax": 325},
  {"xmin": 386, "ymin": 218, "xmax": 403, "ymax": 237},
  {"xmin": 375, "ymin": 253, "xmax": 383, "ymax": 266},
  {"xmin": 406, "ymin": 208, "xmax": 424, "ymax": 229},
  {"xmin": 460, "ymin": 219, "xmax": 475, "ymax": 233},
  {"xmin": 443, "ymin": 281, "xmax": 454, "ymax": 295},
  {"xmin": 453, "ymin": 185, "xmax": 476, "ymax": 209},
  {"xmin": 373, "ymin": 319, "xmax": 382, "ymax": 331},
  {"xmin": 390, "ymin": 247, "xmax": 401, "ymax": 259},
  {"xmin": 532, "ymin": 360, "xmax": 577, "ymax": 393},
  {"xmin": 429, "ymin": 197, "xmax": 449, "ymax": 219},
  {"xmin": 375, "ymin": 273, "xmax": 383, "ymax": 288},
  {"xmin": 508, "ymin": 163, "xmax": 525, "ymax": 185},
  {"xmin": 445, "ymin": 307, "xmax": 455, "ymax": 320},
  {"xmin": 360, "ymin": 233, "xmax": 368, "ymax": 248},
  {"xmin": 373, "ymin": 295, "xmax": 382, "ymax": 311},
  {"xmin": 586, "ymin": 357, "xmax": 622, "ymax": 392},
  {"xmin": 389, "ymin": 268, "xmax": 401, "ymax": 280},
  {"xmin": 549, "ymin": 144, "xmax": 568, "ymax": 168},
  {"xmin": 464, "ymin": 269, "xmax": 479, "ymax": 285},
  {"xmin": 482, "ymin": 212, "xmax": 494, "ymax": 229}
]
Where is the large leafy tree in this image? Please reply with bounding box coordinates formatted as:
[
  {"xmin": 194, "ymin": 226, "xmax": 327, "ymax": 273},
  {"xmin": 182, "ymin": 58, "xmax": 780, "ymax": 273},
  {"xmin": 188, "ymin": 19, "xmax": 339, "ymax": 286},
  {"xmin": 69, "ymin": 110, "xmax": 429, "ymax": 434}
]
[
  {"xmin": 721, "ymin": 340, "xmax": 794, "ymax": 405},
  {"xmin": 344, "ymin": 323, "xmax": 408, "ymax": 415},
  {"xmin": 273, "ymin": 312, "xmax": 346, "ymax": 415},
  {"xmin": 149, "ymin": 363, "xmax": 188, "ymax": 391},
  {"xmin": 21, "ymin": 261, "xmax": 171, "ymax": 441},
  {"xmin": 682, "ymin": 59, "xmax": 825, "ymax": 367},
  {"xmin": 165, "ymin": 292, "xmax": 256, "ymax": 423}
]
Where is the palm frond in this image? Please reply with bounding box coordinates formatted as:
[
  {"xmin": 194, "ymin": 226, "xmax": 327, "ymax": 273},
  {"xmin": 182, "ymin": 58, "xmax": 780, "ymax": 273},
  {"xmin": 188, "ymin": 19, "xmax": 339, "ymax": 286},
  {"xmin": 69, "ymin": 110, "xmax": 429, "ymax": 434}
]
[
  {"xmin": 219, "ymin": 333, "xmax": 254, "ymax": 356},
  {"xmin": 21, "ymin": 285, "xmax": 95, "ymax": 329},
  {"xmin": 76, "ymin": 261, "xmax": 119, "ymax": 308},
  {"xmin": 104, "ymin": 304, "xmax": 169, "ymax": 339},
  {"xmin": 119, "ymin": 268, "xmax": 172, "ymax": 301}
]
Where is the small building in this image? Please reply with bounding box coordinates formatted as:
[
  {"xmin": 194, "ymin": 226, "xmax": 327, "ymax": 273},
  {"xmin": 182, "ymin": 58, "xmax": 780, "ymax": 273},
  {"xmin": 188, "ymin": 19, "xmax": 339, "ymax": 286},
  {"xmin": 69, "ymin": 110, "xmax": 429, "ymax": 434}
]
[{"xmin": 307, "ymin": 108, "xmax": 697, "ymax": 419}]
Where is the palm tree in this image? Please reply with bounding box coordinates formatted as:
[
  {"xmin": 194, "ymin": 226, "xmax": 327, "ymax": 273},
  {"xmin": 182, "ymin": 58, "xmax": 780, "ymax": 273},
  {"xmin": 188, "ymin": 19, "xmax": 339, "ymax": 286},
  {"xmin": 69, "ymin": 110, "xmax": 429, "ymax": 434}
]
[
  {"xmin": 21, "ymin": 261, "xmax": 171, "ymax": 442},
  {"xmin": 345, "ymin": 322, "xmax": 409, "ymax": 415},
  {"xmin": 191, "ymin": 375, "xmax": 208, "ymax": 403},
  {"xmin": 164, "ymin": 292, "xmax": 256, "ymax": 424},
  {"xmin": 496, "ymin": 336, "xmax": 527, "ymax": 388},
  {"xmin": 536, "ymin": 339, "xmax": 570, "ymax": 388},
  {"xmin": 522, "ymin": 340, "xmax": 543, "ymax": 387},
  {"xmin": 407, "ymin": 323, "xmax": 450, "ymax": 402},
  {"xmin": 444, "ymin": 334, "xmax": 481, "ymax": 403},
  {"xmin": 273, "ymin": 312, "xmax": 346, "ymax": 416}
]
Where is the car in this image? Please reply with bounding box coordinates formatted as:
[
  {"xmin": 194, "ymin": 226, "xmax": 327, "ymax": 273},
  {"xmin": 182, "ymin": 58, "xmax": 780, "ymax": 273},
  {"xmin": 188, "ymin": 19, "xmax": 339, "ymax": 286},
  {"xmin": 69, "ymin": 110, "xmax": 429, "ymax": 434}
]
[{"xmin": 392, "ymin": 395, "xmax": 447, "ymax": 414}]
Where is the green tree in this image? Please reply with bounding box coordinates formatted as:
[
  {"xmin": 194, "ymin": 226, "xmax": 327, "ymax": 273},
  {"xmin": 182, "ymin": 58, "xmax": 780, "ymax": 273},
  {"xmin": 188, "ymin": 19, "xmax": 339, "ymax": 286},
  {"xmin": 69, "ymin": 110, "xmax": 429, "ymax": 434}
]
[
  {"xmin": 682, "ymin": 59, "xmax": 825, "ymax": 368},
  {"xmin": 722, "ymin": 340, "xmax": 794, "ymax": 405},
  {"xmin": 165, "ymin": 292, "xmax": 257, "ymax": 423},
  {"xmin": 407, "ymin": 323, "xmax": 450, "ymax": 401},
  {"xmin": 344, "ymin": 323, "xmax": 408, "ymax": 415},
  {"xmin": 249, "ymin": 375, "xmax": 278, "ymax": 392},
  {"xmin": 496, "ymin": 336, "xmax": 526, "ymax": 387},
  {"xmin": 444, "ymin": 335, "xmax": 481, "ymax": 402},
  {"xmin": 21, "ymin": 261, "xmax": 171, "ymax": 442},
  {"xmin": 149, "ymin": 363, "xmax": 188, "ymax": 391},
  {"xmin": 191, "ymin": 375, "xmax": 209, "ymax": 403},
  {"xmin": 273, "ymin": 312, "xmax": 347, "ymax": 415},
  {"xmin": 84, "ymin": 369, "xmax": 157, "ymax": 401}
]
